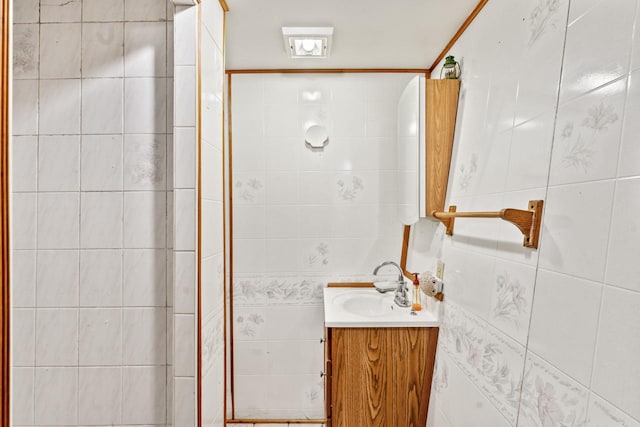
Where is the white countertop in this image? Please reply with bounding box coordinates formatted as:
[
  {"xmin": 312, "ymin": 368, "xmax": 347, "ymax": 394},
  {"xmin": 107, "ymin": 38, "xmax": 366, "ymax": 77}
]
[{"xmin": 323, "ymin": 287, "xmax": 441, "ymax": 328}]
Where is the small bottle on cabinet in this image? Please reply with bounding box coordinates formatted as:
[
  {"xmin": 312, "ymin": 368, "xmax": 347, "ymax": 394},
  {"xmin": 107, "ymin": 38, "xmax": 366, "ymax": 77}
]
[{"xmin": 412, "ymin": 273, "xmax": 422, "ymax": 311}]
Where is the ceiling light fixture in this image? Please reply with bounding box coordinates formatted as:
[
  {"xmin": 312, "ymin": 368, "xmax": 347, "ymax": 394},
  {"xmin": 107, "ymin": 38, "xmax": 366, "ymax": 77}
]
[{"xmin": 282, "ymin": 27, "xmax": 333, "ymax": 59}]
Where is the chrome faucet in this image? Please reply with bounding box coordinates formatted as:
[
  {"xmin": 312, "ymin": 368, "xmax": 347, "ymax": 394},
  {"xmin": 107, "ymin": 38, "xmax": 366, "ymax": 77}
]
[{"xmin": 372, "ymin": 261, "xmax": 410, "ymax": 307}]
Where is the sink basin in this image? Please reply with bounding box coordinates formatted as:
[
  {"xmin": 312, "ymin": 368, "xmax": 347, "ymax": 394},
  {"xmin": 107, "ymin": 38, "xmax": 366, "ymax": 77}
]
[
  {"xmin": 323, "ymin": 287, "xmax": 441, "ymax": 328},
  {"xmin": 335, "ymin": 292, "xmax": 395, "ymax": 317}
]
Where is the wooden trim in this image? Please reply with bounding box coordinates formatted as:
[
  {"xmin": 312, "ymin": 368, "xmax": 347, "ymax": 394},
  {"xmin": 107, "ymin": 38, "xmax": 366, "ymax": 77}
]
[
  {"xmin": 429, "ymin": 0, "xmax": 489, "ymax": 71},
  {"xmin": 226, "ymin": 420, "xmax": 328, "ymax": 424},
  {"xmin": 218, "ymin": 0, "xmax": 229, "ymax": 11},
  {"xmin": 327, "ymin": 282, "xmax": 374, "ymax": 288},
  {"xmin": 226, "ymin": 68, "xmax": 430, "ymax": 75},
  {"xmin": 196, "ymin": 3, "xmax": 203, "ymax": 427},
  {"xmin": 226, "ymin": 72, "xmax": 235, "ymax": 420},
  {"xmin": 221, "ymin": 6, "xmax": 228, "ymax": 427},
  {"xmin": 0, "ymin": 0, "xmax": 9, "ymax": 423},
  {"xmin": 400, "ymin": 225, "xmax": 414, "ymax": 281}
]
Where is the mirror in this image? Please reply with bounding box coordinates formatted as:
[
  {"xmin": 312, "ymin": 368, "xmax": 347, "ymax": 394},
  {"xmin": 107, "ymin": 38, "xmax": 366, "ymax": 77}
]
[{"xmin": 396, "ymin": 76, "xmax": 426, "ymax": 225}]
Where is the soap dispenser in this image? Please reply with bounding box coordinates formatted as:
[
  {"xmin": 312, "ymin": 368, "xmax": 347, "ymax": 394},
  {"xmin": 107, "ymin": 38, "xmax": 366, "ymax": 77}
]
[{"xmin": 412, "ymin": 273, "xmax": 422, "ymax": 311}]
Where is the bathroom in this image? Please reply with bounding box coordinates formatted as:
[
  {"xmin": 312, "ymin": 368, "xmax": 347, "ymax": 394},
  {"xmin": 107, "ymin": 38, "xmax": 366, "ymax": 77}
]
[{"xmin": 1, "ymin": 0, "xmax": 639, "ymax": 426}]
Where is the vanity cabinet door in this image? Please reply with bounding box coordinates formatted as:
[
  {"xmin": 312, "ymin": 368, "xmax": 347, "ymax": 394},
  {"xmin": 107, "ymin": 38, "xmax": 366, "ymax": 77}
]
[{"xmin": 330, "ymin": 327, "xmax": 439, "ymax": 427}]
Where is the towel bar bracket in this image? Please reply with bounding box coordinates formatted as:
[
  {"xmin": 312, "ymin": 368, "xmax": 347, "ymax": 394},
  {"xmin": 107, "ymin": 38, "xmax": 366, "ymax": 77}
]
[{"xmin": 431, "ymin": 200, "xmax": 544, "ymax": 249}]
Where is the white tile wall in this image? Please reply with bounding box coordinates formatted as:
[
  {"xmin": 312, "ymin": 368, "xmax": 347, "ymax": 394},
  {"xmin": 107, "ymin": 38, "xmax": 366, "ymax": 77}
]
[
  {"xmin": 35, "ymin": 250, "xmax": 79, "ymax": 306},
  {"xmin": 172, "ymin": 1, "xmax": 226, "ymax": 426},
  {"xmin": 82, "ymin": 78, "xmax": 124, "ymax": 133},
  {"xmin": 171, "ymin": 5, "xmax": 199, "ymax": 427},
  {"xmin": 40, "ymin": 0, "xmax": 82, "ymax": 23},
  {"xmin": 125, "ymin": 22, "xmax": 167, "ymax": 77},
  {"xmin": 420, "ymin": 0, "xmax": 640, "ymax": 426},
  {"xmin": 13, "ymin": 24, "xmax": 39, "ymax": 79},
  {"xmin": 528, "ymin": 269, "xmax": 602, "ymax": 385},
  {"xmin": 12, "ymin": 80, "xmax": 38, "ymax": 135},
  {"xmin": 124, "ymin": 77, "xmax": 168, "ymax": 133},
  {"xmin": 591, "ymin": 286, "xmax": 640, "ymax": 421},
  {"xmin": 81, "ymin": 23, "xmax": 124, "ymax": 78},
  {"xmin": 39, "ymin": 79, "xmax": 81, "ymax": 134},
  {"xmin": 83, "ymin": 0, "xmax": 124, "ymax": 21},
  {"xmin": 38, "ymin": 135, "xmax": 80, "ymax": 191},
  {"xmin": 81, "ymin": 191, "xmax": 123, "ymax": 248},
  {"xmin": 79, "ymin": 308, "xmax": 122, "ymax": 366},
  {"xmin": 231, "ymin": 73, "xmax": 409, "ymax": 419},
  {"xmin": 81, "ymin": 135, "xmax": 124, "ymax": 191},
  {"xmin": 78, "ymin": 366, "xmax": 123, "ymax": 424},
  {"xmin": 11, "ymin": 1, "xmax": 175, "ymax": 427},
  {"xmin": 80, "ymin": 250, "xmax": 123, "ymax": 306},
  {"xmin": 34, "ymin": 367, "xmax": 79, "ymax": 425},
  {"xmin": 11, "ymin": 136, "xmax": 38, "ymax": 192},
  {"xmin": 39, "ymin": 23, "xmax": 81, "ymax": 78}
]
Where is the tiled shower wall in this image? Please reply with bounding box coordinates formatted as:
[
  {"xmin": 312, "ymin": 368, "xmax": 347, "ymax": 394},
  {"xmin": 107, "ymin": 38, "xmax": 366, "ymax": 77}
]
[
  {"xmin": 171, "ymin": 1, "xmax": 226, "ymax": 426},
  {"xmin": 408, "ymin": 0, "xmax": 640, "ymax": 426},
  {"xmin": 199, "ymin": 1, "xmax": 225, "ymax": 426},
  {"xmin": 11, "ymin": 0, "xmax": 174, "ymax": 425},
  {"xmin": 230, "ymin": 73, "xmax": 412, "ymax": 419}
]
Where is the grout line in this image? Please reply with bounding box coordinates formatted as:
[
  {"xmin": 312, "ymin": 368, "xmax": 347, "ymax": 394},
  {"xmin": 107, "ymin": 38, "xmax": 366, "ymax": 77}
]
[
  {"xmin": 165, "ymin": 2, "xmax": 172, "ymax": 424},
  {"xmin": 120, "ymin": 9, "xmax": 127, "ymax": 422},
  {"xmin": 514, "ymin": 0, "xmax": 572, "ymax": 424},
  {"xmin": 31, "ymin": 2, "xmax": 41, "ymax": 422},
  {"xmin": 77, "ymin": 1, "xmax": 84, "ymax": 423}
]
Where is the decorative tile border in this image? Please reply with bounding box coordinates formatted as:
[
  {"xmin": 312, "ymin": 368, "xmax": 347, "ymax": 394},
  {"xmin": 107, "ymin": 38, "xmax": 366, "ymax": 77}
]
[
  {"xmin": 440, "ymin": 301, "xmax": 526, "ymax": 423},
  {"xmin": 518, "ymin": 351, "xmax": 588, "ymax": 427}
]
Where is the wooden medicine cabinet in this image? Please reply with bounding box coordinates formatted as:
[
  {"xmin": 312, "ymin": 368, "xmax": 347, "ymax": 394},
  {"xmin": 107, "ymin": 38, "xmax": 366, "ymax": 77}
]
[{"xmin": 397, "ymin": 78, "xmax": 460, "ymax": 225}]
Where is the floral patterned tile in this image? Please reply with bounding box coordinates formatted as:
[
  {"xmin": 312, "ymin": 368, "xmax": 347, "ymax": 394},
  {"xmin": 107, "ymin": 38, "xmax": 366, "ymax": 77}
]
[
  {"xmin": 233, "ymin": 307, "xmax": 267, "ymax": 340},
  {"xmin": 234, "ymin": 175, "xmax": 265, "ymax": 204},
  {"xmin": 550, "ymin": 76, "xmax": 626, "ymax": 185},
  {"xmin": 432, "ymin": 350, "xmax": 450, "ymax": 396},
  {"xmin": 586, "ymin": 393, "xmax": 640, "ymax": 427},
  {"xmin": 233, "ymin": 276, "xmax": 267, "ymax": 306},
  {"xmin": 233, "ymin": 275, "xmax": 324, "ymax": 306},
  {"xmin": 336, "ymin": 175, "xmax": 364, "ymax": 202},
  {"xmin": 202, "ymin": 310, "xmax": 224, "ymax": 377},
  {"xmin": 430, "ymin": 348, "xmax": 513, "ymax": 427},
  {"xmin": 528, "ymin": 0, "xmax": 566, "ymax": 47},
  {"xmin": 517, "ymin": 351, "xmax": 589, "ymax": 427},
  {"xmin": 489, "ymin": 259, "xmax": 537, "ymax": 345},
  {"xmin": 454, "ymin": 153, "xmax": 479, "ymax": 195},
  {"xmin": 303, "ymin": 242, "xmax": 330, "ymax": 269},
  {"xmin": 440, "ymin": 301, "xmax": 526, "ymax": 424}
]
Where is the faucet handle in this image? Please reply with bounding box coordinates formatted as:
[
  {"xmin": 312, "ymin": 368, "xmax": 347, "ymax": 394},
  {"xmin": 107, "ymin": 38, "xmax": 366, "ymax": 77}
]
[{"xmin": 394, "ymin": 290, "xmax": 411, "ymax": 307}]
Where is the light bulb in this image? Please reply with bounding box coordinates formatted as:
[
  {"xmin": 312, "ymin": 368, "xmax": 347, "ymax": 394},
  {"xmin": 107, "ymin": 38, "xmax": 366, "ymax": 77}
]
[{"xmin": 301, "ymin": 39, "xmax": 316, "ymax": 53}]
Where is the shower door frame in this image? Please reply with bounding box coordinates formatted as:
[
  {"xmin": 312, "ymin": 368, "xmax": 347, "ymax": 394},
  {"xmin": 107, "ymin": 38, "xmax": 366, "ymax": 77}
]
[{"xmin": 224, "ymin": 68, "xmax": 431, "ymax": 425}]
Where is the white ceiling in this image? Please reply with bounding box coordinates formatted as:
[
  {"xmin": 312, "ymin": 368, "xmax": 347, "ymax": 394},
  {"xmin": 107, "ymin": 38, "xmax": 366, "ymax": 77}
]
[{"xmin": 224, "ymin": 0, "xmax": 480, "ymax": 70}]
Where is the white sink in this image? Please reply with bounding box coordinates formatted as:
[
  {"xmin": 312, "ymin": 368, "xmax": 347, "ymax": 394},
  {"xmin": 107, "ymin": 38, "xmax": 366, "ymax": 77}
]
[
  {"xmin": 334, "ymin": 292, "xmax": 395, "ymax": 317},
  {"xmin": 323, "ymin": 287, "xmax": 441, "ymax": 328}
]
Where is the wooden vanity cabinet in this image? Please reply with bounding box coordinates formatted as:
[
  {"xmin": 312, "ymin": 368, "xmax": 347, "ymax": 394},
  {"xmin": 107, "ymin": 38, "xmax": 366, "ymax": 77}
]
[{"xmin": 324, "ymin": 327, "xmax": 439, "ymax": 427}]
